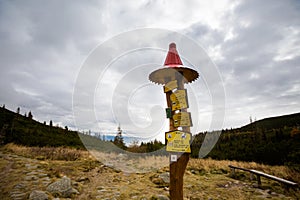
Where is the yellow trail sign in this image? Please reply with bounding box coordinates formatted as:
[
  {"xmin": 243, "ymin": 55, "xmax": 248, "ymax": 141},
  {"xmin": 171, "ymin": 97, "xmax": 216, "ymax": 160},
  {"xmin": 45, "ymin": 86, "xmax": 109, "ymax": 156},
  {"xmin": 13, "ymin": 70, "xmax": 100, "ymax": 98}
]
[
  {"xmin": 164, "ymin": 80, "xmax": 178, "ymax": 93},
  {"xmin": 165, "ymin": 131, "xmax": 191, "ymax": 153},
  {"xmin": 173, "ymin": 112, "xmax": 192, "ymax": 127},
  {"xmin": 170, "ymin": 89, "xmax": 188, "ymax": 111}
]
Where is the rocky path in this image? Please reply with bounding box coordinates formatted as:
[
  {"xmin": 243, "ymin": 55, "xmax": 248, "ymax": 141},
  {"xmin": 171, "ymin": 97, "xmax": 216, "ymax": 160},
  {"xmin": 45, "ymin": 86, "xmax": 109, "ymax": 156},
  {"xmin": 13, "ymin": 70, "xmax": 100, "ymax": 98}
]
[
  {"xmin": 0, "ymin": 149, "xmax": 298, "ymax": 200},
  {"xmin": 0, "ymin": 152, "xmax": 50, "ymax": 199},
  {"xmin": 0, "ymin": 151, "xmax": 78, "ymax": 200},
  {"xmin": 0, "ymin": 150, "xmax": 169, "ymax": 200}
]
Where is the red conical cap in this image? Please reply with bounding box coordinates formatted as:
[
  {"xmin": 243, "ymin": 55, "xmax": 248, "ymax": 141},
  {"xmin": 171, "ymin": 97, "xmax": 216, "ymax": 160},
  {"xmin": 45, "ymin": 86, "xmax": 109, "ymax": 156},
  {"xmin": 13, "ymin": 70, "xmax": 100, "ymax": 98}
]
[{"xmin": 164, "ymin": 43, "xmax": 183, "ymax": 67}]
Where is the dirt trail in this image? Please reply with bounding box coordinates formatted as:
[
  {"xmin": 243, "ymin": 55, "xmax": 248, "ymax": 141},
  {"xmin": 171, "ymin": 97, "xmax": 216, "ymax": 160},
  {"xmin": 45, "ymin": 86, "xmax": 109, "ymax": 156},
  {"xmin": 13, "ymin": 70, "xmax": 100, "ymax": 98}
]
[{"xmin": 0, "ymin": 149, "xmax": 297, "ymax": 200}]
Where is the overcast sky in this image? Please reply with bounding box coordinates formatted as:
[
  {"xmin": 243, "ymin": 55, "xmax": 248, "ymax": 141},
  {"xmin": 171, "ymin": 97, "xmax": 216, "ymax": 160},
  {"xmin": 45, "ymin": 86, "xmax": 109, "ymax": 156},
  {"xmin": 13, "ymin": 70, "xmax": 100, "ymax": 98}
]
[{"xmin": 0, "ymin": 0, "xmax": 299, "ymax": 141}]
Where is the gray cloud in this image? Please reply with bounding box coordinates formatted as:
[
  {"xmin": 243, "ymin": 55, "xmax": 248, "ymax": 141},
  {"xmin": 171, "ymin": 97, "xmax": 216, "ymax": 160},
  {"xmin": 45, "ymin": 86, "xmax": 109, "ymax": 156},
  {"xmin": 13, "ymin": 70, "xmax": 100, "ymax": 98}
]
[{"xmin": 0, "ymin": 0, "xmax": 299, "ymax": 139}]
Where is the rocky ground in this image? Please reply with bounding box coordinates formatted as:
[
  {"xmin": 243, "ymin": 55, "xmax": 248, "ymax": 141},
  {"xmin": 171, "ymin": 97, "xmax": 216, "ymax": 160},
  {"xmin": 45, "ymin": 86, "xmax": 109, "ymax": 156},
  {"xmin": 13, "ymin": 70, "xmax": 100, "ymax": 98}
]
[{"xmin": 0, "ymin": 149, "xmax": 298, "ymax": 200}]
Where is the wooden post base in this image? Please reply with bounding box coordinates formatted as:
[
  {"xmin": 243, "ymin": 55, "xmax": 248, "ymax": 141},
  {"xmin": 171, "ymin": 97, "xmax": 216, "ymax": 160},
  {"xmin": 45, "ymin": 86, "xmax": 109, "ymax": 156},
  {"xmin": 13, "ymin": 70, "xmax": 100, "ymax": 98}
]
[{"xmin": 169, "ymin": 153, "xmax": 189, "ymax": 200}]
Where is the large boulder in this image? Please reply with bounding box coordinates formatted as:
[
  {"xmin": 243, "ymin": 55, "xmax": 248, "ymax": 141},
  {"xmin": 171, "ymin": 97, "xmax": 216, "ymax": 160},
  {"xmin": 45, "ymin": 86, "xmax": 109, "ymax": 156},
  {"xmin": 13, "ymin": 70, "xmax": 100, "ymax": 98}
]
[{"xmin": 46, "ymin": 176, "xmax": 79, "ymax": 198}]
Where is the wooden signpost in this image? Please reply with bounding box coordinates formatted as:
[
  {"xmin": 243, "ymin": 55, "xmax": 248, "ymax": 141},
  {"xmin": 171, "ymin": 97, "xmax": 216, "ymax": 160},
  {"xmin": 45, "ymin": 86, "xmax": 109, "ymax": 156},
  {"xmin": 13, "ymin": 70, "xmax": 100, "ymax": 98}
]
[{"xmin": 149, "ymin": 43, "xmax": 199, "ymax": 200}]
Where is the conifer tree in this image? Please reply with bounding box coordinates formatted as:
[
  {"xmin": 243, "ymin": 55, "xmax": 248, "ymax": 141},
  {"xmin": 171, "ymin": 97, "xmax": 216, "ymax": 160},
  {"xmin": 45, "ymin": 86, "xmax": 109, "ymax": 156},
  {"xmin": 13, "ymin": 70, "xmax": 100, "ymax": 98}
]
[
  {"xmin": 113, "ymin": 124, "xmax": 126, "ymax": 149},
  {"xmin": 28, "ymin": 111, "xmax": 33, "ymax": 119}
]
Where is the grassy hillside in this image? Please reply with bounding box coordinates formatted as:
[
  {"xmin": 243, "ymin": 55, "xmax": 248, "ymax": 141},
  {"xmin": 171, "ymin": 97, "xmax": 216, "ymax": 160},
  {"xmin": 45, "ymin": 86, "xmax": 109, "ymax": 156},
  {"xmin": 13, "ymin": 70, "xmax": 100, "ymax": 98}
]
[
  {"xmin": 0, "ymin": 107, "xmax": 167, "ymax": 155},
  {"xmin": 191, "ymin": 112, "xmax": 300, "ymax": 167},
  {"xmin": 0, "ymin": 107, "xmax": 85, "ymax": 148},
  {"xmin": 239, "ymin": 112, "xmax": 300, "ymax": 132}
]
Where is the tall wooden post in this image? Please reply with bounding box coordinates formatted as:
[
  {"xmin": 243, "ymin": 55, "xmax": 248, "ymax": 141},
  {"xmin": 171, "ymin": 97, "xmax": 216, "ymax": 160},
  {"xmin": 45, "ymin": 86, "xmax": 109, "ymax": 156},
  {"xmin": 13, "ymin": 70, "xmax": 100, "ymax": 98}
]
[
  {"xmin": 169, "ymin": 72, "xmax": 190, "ymax": 200},
  {"xmin": 149, "ymin": 43, "xmax": 199, "ymax": 200}
]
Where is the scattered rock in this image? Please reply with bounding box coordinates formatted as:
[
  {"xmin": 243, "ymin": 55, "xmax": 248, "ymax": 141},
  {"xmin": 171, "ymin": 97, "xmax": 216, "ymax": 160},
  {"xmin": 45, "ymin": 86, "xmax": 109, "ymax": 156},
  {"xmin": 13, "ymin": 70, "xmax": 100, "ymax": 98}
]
[
  {"xmin": 10, "ymin": 192, "xmax": 27, "ymax": 200},
  {"xmin": 190, "ymin": 169, "xmax": 197, "ymax": 175},
  {"xmin": 46, "ymin": 176, "xmax": 79, "ymax": 198},
  {"xmin": 159, "ymin": 172, "xmax": 170, "ymax": 184},
  {"xmin": 14, "ymin": 183, "xmax": 26, "ymax": 189},
  {"xmin": 252, "ymin": 183, "xmax": 259, "ymax": 188},
  {"xmin": 37, "ymin": 173, "xmax": 48, "ymax": 178},
  {"xmin": 150, "ymin": 172, "xmax": 170, "ymax": 187},
  {"xmin": 26, "ymin": 171, "xmax": 38, "ymax": 176},
  {"xmin": 185, "ymin": 170, "xmax": 192, "ymax": 175},
  {"xmin": 29, "ymin": 190, "xmax": 48, "ymax": 200},
  {"xmin": 105, "ymin": 163, "xmax": 114, "ymax": 168},
  {"xmin": 25, "ymin": 164, "xmax": 38, "ymax": 170},
  {"xmin": 76, "ymin": 176, "xmax": 90, "ymax": 183},
  {"xmin": 24, "ymin": 175, "xmax": 39, "ymax": 181},
  {"xmin": 271, "ymin": 192, "xmax": 278, "ymax": 196},
  {"xmin": 151, "ymin": 194, "xmax": 169, "ymax": 200}
]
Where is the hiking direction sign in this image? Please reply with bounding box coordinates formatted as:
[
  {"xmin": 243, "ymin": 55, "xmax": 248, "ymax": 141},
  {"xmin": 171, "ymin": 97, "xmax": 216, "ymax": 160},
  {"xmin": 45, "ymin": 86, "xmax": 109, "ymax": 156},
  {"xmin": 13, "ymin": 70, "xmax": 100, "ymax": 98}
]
[
  {"xmin": 173, "ymin": 112, "xmax": 192, "ymax": 128},
  {"xmin": 170, "ymin": 89, "xmax": 189, "ymax": 111},
  {"xmin": 166, "ymin": 131, "xmax": 192, "ymax": 153},
  {"xmin": 164, "ymin": 80, "xmax": 178, "ymax": 93}
]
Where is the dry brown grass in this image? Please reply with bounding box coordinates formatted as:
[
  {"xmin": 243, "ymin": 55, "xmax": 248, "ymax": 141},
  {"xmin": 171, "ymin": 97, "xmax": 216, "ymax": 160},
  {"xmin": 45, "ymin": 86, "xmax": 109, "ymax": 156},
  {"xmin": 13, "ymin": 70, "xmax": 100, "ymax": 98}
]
[
  {"xmin": 89, "ymin": 150, "xmax": 169, "ymax": 173},
  {"xmin": 3, "ymin": 143, "xmax": 94, "ymax": 161},
  {"xmin": 3, "ymin": 143, "xmax": 298, "ymax": 183},
  {"xmin": 1, "ymin": 144, "xmax": 299, "ymax": 199},
  {"xmin": 188, "ymin": 158, "xmax": 299, "ymax": 183}
]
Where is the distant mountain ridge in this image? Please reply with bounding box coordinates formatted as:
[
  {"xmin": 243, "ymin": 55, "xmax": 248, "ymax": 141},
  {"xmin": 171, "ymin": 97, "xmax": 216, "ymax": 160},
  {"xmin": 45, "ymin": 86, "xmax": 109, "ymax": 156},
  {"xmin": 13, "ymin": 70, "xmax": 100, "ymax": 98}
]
[
  {"xmin": 239, "ymin": 112, "xmax": 300, "ymax": 132},
  {"xmin": 191, "ymin": 111, "xmax": 300, "ymax": 166}
]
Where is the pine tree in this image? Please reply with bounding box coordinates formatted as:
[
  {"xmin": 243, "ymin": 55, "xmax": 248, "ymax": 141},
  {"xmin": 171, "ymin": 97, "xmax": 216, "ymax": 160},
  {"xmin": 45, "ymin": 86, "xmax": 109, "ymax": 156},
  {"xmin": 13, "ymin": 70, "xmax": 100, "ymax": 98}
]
[
  {"xmin": 28, "ymin": 111, "xmax": 33, "ymax": 119},
  {"xmin": 113, "ymin": 124, "xmax": 126, "ymax": 149},
  {"xmin": 50, "ymin": 120, "xmax": 53, "ymax": 127}
]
